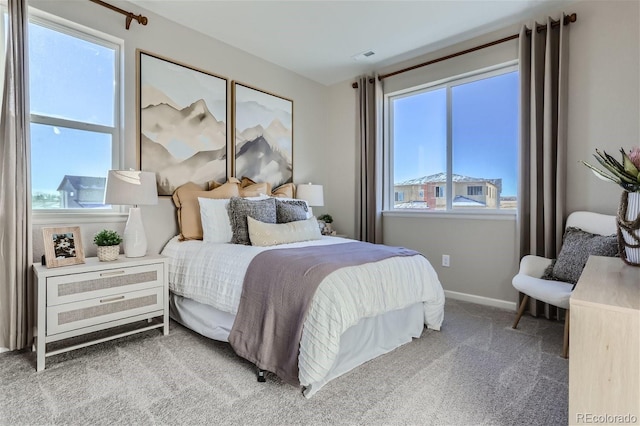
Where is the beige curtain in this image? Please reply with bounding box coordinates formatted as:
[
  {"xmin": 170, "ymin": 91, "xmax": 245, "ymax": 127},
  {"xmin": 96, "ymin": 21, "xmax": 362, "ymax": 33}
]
[
  {"xmin": 356, "ymin": 75, "xmax": 383, "ymax": 243},
  {"xmin": 518, "ymin": 16, "xmax": 569, "ymax": 318},
  {"xmin": 0, "ymin": 0, "xmax": 33, "ymax": 350}
]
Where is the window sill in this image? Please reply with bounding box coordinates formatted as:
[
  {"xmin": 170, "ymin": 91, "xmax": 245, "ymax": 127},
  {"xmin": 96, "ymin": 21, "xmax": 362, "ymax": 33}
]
[
  {"xmin": 32, "ymin": 211, "xmax": 129, "ymax": 225},
  {"xmin": 382, "ymin": 209, "xmax": 517, "ymax": 221}
]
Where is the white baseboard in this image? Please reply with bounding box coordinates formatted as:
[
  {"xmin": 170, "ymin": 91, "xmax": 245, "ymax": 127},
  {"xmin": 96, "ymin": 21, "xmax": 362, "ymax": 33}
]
[{"xmin": 444, "ymin": 290, "xmax": 517, "ymax": 311}]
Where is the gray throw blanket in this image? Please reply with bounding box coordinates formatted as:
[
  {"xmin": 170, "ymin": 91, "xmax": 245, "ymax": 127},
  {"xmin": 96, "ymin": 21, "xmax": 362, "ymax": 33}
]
[{"xmin": 228, "ymin": 241, "xmax": 420, "ymax": 386}]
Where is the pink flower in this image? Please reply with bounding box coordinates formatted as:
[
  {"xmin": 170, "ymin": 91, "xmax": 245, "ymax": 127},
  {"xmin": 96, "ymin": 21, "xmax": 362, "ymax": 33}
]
[{"xmin": 630, "ymin": 147, "xmax": 640, "ymax": 169}]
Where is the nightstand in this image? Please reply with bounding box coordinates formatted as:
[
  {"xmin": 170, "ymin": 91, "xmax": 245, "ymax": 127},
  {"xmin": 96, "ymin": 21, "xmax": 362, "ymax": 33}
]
[{"xmin": 33, "ymin": 254, "xmax": 169, "ymax": 371}]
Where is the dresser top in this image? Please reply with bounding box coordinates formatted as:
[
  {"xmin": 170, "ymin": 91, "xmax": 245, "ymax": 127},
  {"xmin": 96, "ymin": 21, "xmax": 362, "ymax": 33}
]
[
  {"xmin": 33, "ymin": 254, "xmax": 167, "ymax": 278},
  {"xmin": 571, "ymin": 256, "xmax": 640, "ymax": 312}
]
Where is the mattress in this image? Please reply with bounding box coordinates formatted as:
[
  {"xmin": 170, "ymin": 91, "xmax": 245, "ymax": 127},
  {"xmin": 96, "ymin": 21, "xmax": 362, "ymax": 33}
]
[{"xmin": 161, "ymin": 235, "xmax": 445, "ymax": 396}]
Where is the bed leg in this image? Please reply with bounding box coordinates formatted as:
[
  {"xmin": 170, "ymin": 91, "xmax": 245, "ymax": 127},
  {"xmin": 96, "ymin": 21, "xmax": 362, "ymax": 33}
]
[{"xmin": 257, "ymin": 368, "xmax": 266, "ymax": 382}]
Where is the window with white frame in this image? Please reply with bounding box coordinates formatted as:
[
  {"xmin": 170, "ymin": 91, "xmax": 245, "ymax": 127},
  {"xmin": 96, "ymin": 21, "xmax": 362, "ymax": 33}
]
[
  {"xmin": 388, "ymin": 64, "xmax": 518, "ymax": 212},
  {"xmin": 28, "ymin": 14, "xmax": 121, "ymax": 210}
]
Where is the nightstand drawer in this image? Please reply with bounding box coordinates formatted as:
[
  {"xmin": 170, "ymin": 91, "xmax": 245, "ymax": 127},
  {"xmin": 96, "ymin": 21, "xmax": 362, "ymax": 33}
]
[
  {"xmin": 46, "ymin": 286, "xmax": 164, "ymax": 336},
  {"xmin": 47, "ymin": 263, "xmax": 164, "ymax": 306}
]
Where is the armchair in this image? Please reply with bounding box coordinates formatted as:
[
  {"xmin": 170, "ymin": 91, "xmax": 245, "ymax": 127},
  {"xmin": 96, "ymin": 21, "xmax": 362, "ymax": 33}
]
[{"xmin": 512, "ymin": 211, "xmax": 617, "ymax": 358}]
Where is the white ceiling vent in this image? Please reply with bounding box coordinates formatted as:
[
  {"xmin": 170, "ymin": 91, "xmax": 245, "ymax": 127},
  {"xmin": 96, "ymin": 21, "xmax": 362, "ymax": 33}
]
[{"xmin": 351, "ymin": 50, "xmax": 376, "ymax": 61}]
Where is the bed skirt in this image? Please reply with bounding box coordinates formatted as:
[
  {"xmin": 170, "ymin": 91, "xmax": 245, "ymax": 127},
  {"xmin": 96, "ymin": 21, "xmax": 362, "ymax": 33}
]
[{"xmin": 169, "ymin": 293, "xmax": 424, "ymax": 397}]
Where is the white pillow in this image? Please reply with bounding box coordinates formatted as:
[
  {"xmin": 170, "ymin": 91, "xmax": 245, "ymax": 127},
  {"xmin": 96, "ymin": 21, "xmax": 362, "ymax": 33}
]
[
  {"xmin": 198, "ymin": 197, "xmax": 232, "ymax": 243},
  {"xmin": 247, "ymin": 216, "xmax": 321, "ymax": 247}
]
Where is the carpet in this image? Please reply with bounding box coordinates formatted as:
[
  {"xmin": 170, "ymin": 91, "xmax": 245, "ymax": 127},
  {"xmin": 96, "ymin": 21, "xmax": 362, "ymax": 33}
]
[{"xmin": 0, "ymin": 299, "xmax": 567, "ymax": 425}]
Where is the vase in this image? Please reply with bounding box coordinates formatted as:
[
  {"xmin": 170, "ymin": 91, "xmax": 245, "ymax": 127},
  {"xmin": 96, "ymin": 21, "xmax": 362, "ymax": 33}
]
[
  {"xmin": 617, "ymin": 191, "xmax": 640, "ymax": 266},
  {"xmin": 97, "ymin": 245, "xmax": 120, "ymax": 262}
]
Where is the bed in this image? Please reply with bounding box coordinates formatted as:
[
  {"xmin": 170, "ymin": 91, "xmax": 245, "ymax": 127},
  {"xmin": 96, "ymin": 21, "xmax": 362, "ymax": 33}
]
[{"xmin": 158, "ymin": 180, "xmax": 445, "ymax": 397}]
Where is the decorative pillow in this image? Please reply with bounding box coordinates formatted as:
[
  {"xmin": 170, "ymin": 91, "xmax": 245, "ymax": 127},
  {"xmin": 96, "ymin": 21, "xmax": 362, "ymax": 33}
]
[
  {"xmin": 198, "ymin": 198, "xmax": 233, "ymax": 243},
  {"xmin": 247, "ymin": 216, "xmax": 321, "ymax": 247},
  {"xmin": 207, "ymin": 177, "xmax": 240, "ymax": 191},
  {"xmin": 228, "ymin": 197, "xmax": 277, "ymax": 245},
  {"xmin": 542, "ymin": 227, "xmax": 618, "ymax": 284},
  {"xmin": 172, "ymin": 181, "xmax": 240, "ymax": 240},
  {"xmin": 275, "ymin": 199, "xmax": 309, "ymax": 223},
  {"xmin": 240, "ymin": 182, "xmax": 271, "ymax": 197},
  {"xmin": 271, "ymin": 183, "xmax": 296, "ymax": 199}
]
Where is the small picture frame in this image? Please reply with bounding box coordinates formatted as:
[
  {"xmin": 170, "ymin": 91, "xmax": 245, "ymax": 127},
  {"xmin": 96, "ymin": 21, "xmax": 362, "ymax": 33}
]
[{"xmin": 42, "ymin": 226, "xmax": 85, "ymax": 268}]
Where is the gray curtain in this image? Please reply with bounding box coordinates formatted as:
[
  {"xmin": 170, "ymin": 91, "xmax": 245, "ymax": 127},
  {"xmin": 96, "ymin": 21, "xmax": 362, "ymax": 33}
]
[
  {"xmin": 356, "ymin": 75, "xmax": 383, "ymax": 244},
  {"xmin": 0, "ymin": 0, "xmax": 33, "ymax": 350},
  {"xmin": 518, "ymin": 16, "xmax": 569, "ymax": 318}
]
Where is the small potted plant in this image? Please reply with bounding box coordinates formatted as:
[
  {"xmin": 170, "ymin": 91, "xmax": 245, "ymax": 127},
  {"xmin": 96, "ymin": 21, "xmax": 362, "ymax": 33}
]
[
  {"xmin": 94, "ymin": 229, "xmax": 122, "ymax": 261},
  {"xmin": 317, "ymin": 214, "xmax": 334, "ymax": 235}
]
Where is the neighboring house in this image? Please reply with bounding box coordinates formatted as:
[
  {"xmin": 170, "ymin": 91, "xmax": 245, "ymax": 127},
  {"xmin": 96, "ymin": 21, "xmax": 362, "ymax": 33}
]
[
  {"xmin": 394, "ymin": 172, "xmax": 502, "ymax": 209},
  {"xmin": 56, "ymin": 175, "xmax": 106, "ymax": 208}
]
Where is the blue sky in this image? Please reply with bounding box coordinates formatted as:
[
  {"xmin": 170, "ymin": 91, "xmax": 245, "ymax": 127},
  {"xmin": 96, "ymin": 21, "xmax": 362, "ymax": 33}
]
[
  {"xmin": 393, "ymin": 71, "xmax": 519, "ymax": 196},
  {"xmin": 29, "ymin": 21, "xmax": 115, "ymax": 193}
]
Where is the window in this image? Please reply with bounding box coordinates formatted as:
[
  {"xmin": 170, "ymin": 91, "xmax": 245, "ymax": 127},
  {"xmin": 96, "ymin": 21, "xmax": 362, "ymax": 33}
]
[
  {"xmin": 418, "ymin": 189, "xmax": 424, "ymax": 199},
  {"xmin": 395, "ymin": 191, "xmax": 404, "ymax": 202},
  {"xmin": 29, "ymin": 14, "xmax": 121, "ymax": 210},
  {"xmin": 467, "ymin": 186, "xmax": 483, "ymax": 196},
  {"xmin": 388, "ymin": 64, "xmax": 518, "ymax": 211}
]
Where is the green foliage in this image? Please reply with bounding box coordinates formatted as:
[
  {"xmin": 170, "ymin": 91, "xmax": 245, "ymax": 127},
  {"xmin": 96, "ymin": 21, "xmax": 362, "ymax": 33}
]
[
  {"xmin": 582, "ymin": 147, "xmax": 640, "ymax": 192},
  {"xmin": 317, "ymin": 214, "xmax": 333, "ymax": 223},
  {"xmin": 93, "ymin": 229, "xmax": 122, "ymax": 246}
]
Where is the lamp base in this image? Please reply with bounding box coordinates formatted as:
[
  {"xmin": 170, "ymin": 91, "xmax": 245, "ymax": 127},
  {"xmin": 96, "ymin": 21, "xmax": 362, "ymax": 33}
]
[{"xmin": 124, "ymin": 207, "xmax": 147, "ymax": 258}]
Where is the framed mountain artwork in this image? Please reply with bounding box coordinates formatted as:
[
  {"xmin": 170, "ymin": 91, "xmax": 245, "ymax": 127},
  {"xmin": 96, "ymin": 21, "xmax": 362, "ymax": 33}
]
[
  {"xmin": 137, "ymin": 50, "xmax": 228, "ymax": 196},
  {"xmin": 232, "ymin": 82, "xmax": 293, "ymax": 189}
]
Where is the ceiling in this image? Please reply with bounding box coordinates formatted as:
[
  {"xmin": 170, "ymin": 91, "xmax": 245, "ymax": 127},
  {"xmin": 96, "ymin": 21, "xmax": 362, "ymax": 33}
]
[{"xmin": 127, "ymin": 0, "xmax": 575, "ymax": 86}]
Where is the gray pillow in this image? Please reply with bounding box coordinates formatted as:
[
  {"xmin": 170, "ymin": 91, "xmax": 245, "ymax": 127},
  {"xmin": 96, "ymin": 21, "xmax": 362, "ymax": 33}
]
[
  {"xmin": 275, "ymin": 199, "xmax": 308, "ymax": 223},
  {"xmin": 542, "ymin": 227, "xmax": 618, "ymax": 284},
  {"xmin": 228, "ymin": 197, "xmax": 276, "ymax": 245}
]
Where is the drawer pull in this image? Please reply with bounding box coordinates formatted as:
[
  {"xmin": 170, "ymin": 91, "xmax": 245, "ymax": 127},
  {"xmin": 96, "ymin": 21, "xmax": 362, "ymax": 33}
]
[
  {"xmin": 100, "ymin": 295, "xmax": 125, "ymax": 303},
  {"xmin": 100, "ymin": 270, "xmax": 126, "ymax": 277}
]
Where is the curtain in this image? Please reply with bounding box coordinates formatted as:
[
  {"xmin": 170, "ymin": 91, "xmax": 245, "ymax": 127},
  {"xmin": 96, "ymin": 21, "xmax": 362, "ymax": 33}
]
[
  {"xmin": 356, "ymin": 75, "xmax": 383, "ymax": 244},
  {"xmin": 0, "ymin": 0, "xmax": 33, "ymax": 350},
  {"xmin": 518, "ymin": 15, "xmax": 569, "ymax": 318}
]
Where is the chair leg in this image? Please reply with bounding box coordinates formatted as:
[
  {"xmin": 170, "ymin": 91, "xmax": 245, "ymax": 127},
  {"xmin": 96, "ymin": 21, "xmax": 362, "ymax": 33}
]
[
  {"xmin": 512, "ymin": 294, "xmax": 530, "ymax": 329},
  {"xmin": 562, "ymin": 309, "xmax": 570, "ymax": 359}
]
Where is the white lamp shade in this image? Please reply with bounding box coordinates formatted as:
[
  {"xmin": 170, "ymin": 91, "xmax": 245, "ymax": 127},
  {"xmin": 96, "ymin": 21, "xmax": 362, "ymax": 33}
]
[
  {"xmin": 104, "ymin": 170, "xmax": 158, "ymax": 206},
  {"xmin": 296, "ymin": 183, "xmax": 324, "ymax": 207}
]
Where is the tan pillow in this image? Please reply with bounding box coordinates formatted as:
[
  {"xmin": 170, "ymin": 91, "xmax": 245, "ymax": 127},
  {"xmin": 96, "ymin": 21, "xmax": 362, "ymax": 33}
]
[
  {"xmin": 172, "ymin": 181, "xmax": 240, "ymax": 240},
  {"xmin": 208, "ymin": 177, "xmax": 240, "ymax": 190},
  {"xmin": 271, "ymin": 183, "xmax": 295, "ymax": 198},
  {"xmin": 247, "ymin": 216, "xmax": 321, "ymax": 247},
  {"xmin": 240, "ymin": 182, "xmax": 271, "ymax": 197}
]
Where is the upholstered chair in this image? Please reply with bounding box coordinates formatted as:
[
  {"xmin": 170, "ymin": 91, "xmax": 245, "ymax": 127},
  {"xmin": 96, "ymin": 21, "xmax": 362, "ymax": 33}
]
[{"xmin": 512, "ymin": 211, "xmax": 617, "ymax": 358}]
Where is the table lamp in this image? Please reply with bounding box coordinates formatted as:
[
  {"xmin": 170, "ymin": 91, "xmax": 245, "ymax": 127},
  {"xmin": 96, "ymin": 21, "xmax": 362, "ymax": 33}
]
[
  {"xmin": 296, "ymin": 183, "xmax": 324, "ymax": 207},
  {"xmin": 104, "ymin": 170, "xmax": 158, "ymax": 257}
]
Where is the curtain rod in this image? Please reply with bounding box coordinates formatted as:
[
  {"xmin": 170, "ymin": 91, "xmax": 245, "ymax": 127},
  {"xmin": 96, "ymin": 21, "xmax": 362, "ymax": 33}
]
[
  {"xmin": 352, "ymin": 12, "xmax": 576, "ymax": 89},
  {"xmin": 89, "ymin": 0, "xmax": 148, "ymax": 30}
]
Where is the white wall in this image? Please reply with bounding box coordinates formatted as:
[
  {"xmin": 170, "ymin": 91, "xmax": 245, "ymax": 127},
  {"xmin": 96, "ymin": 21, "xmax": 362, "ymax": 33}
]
[
  {"xmin": 326, "ymin": 0, "xmax": 640, "ymax": 307},
  {"xmin": 28, "ymin": 1, "xmax": 640, "ymax": 306},
  {"xmin": 30, "ymin": 0, "xmax": 329, "ymax": 259}
]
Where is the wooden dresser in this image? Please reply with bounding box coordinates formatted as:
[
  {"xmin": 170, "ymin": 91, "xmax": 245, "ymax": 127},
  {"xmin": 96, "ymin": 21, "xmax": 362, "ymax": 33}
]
[{"xmin": 569, "ymin": 256, "xmax": 640, "ymax": 425}]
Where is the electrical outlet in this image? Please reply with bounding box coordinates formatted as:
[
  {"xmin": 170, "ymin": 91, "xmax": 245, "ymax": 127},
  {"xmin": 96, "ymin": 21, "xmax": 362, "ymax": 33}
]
[{"xmin": 442, "ymin": 254, "xmax": 450, "ymax": 267}]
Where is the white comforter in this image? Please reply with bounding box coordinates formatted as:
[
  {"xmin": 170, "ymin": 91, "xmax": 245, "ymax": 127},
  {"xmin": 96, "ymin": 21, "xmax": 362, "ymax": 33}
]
[{"xmin": 162, "ymin": 236, "xmax": 445, "ymax": 391}]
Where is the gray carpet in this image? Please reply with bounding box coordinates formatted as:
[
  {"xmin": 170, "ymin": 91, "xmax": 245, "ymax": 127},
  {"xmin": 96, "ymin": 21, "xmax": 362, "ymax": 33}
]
[{"xmin": 0, "ymin": 299, "xmax": 568, "ymax": 425}]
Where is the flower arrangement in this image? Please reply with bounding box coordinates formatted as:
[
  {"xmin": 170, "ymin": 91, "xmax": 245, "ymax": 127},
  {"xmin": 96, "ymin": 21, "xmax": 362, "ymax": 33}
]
[
  {"xmin": 582, "ymin": 147, "xmax": 640, "ymax": 192},
  {"xmin": 317, "ymin": 214, "xmax": 333, "ymax": 224},
  {"xmin": 93, "ymin": 229, "xmax": 122, "ymax": 246}
]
